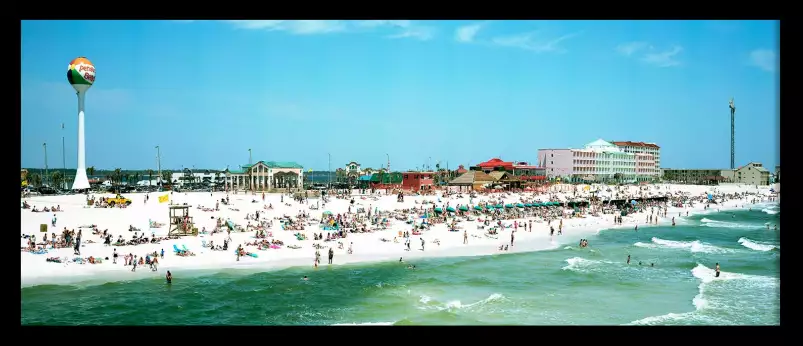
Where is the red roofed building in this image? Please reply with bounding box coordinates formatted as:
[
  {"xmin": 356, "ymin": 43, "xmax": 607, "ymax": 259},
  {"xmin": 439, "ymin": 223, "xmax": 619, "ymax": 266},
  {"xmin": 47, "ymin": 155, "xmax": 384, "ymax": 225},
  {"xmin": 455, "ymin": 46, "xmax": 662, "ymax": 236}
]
[
  {"xmin": 456, "ymin": 165, "xmax": 468, "ymax": 174},
  {"xmin": 471, "ymin": 158, "xmax": 547, "ymax": 182},
  {"xmin": 611, "ymin": 141, "xmax": 662, "ymax": 168}
]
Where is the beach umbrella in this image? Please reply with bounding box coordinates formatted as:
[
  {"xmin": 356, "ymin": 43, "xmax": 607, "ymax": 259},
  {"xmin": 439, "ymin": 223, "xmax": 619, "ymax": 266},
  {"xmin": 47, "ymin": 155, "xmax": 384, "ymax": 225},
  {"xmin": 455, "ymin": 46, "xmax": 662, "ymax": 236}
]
[
  {"xmin": 631, "ymin": 200, "xmax": 637, "ymax": 205},
  {"xmin": 459, "ymin": 206, "xmax": 469, "ymax": 211},
  {"xmin": 707, "ymin": 194, "xmax": 713, "ymax": 200},
  {"xmin": 496, "ymin": 204, "xmax": 504, "ymax": 208},
  {"xmin": 505, "ymin": 204, "xmax": 513, "ymax": 208},
  {"xmin": 525, "ymin": 203, "xmax": 532, "ymax": 207},
  {"xmin": 323, "ymin": 211, "xmax": 333, "ymax": 215},
  {"xmin": 473, "ymin": 205, "xmax": 483, "ymax": 211},
  {"xmin": 434, "ymin": 208, "xmax": 443, "ymax": 213},
  {"xmin": 486, "ymin": 205, "xmax": 494, "ymax": 210},
  {"xmin": 446, "ymin": 207, "xmax": 456, "ymax": 213},
  {"xmin": 420, "ymin": 214, "xmax": 428, "ymax": 219},
  {"xmin": 532, "ymin": 203, "xmax": 540, "ymax": 207},
  {"xmin": 516, "ymin": 203, "xmax": 525, "ymax": 208}
]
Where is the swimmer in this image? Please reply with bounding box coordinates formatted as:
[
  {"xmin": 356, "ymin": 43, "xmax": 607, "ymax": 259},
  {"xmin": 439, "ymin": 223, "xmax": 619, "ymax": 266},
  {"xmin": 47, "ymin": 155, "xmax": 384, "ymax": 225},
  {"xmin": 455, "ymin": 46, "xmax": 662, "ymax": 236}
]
[
  {"xmin": 407, "ymin": 265, "xmax": 416, "ymax": 270},
  {"xmin": 166, "ymin": 270, "xmax": 172, "ymax": 284},
  {"xmin": 627, "ymin": 255, "xmax": 631, "ymax": 264},
  {"xmin": 303, "ymin": 275, "xmax": 309, "ymax": 281},
  {"xmin": 715, "ymin": 263, "xmax": 720, "ymax": 278},
  {"xmin": 399, "ymin": 257, "xmax": 403, "ymax": 263},
  {"xmin": 650, "ymin": 263, "xmax": 654, "ymax": 267}
]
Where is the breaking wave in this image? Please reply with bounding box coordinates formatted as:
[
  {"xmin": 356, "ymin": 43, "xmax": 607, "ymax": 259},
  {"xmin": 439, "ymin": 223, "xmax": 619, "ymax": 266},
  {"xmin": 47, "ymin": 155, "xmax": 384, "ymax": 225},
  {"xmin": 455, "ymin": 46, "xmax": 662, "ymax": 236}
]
[
  {"xmin": 417, "ymin": 292, "xmax": 506, "ymax": 311},
  {"xmin": 737, "ymin": 238, "xmax": 779, "ymax": 252},
  {"xmin": 627, "ymin": 264, "xmax": 779, "ymax": 325},
  {"xmin": 635, "ymin": 237, "xmax": 732, "ymax": 254}
]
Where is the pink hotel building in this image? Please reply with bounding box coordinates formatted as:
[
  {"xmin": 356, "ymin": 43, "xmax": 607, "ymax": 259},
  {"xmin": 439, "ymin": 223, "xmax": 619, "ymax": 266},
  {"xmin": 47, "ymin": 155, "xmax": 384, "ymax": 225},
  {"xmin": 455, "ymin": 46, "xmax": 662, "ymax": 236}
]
[{"xmin": 537, "ymin": 139, "xmax": 660, "ymax": 183}]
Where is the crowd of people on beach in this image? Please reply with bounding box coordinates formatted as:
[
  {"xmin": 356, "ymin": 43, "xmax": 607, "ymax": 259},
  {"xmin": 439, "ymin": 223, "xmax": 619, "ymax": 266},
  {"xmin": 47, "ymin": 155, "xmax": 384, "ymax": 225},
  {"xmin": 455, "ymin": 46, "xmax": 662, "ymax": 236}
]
[{"xmin": 22, "ymin": 183, "xmax": 778, "ymax": 284}]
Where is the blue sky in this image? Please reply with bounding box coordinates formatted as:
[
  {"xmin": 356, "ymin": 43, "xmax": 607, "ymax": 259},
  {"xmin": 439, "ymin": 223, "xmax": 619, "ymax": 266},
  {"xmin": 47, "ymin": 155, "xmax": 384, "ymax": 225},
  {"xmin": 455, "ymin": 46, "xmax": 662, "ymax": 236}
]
[{"xmin": 21, "ymin": 20, "xmax": 779, "ymax": 171}]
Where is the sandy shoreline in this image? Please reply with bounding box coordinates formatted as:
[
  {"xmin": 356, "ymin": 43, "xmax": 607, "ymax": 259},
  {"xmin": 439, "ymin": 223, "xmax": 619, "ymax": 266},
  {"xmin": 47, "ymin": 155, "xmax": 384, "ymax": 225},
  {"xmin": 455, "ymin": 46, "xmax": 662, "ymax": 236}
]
[{"xmin": 21, "ymin": 184, "xmax": 777, "ymax": 288}]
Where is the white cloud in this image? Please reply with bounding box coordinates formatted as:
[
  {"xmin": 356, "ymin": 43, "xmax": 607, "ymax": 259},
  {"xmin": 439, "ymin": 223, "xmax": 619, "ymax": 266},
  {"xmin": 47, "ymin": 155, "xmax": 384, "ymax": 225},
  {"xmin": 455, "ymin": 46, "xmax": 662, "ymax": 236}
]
[
  {"xmin": 491, "ymin": 31, "xmax": 580, "ymax": 53},
  {"xmin": 641, "ymin": 45, "xmax": 683, "ymax": 67},
  {"xmin": 616, "ymin": 41, "xmax": 648, "ymax": 56},
  {"xmin": 748, "ymin": 49, "xmax": 777, "ymax": 72},
  {"xmin": 617, "ymin": 42, "xmax": 684, "ymax": 68},
  {"xmin": 220, "ymin": 20, "xmax": 434, "ymax": 40},
  {"xmin": 455, "ymin": 23, "xmax": 484, "ymax": 43},
  {"xmin": 225, "ymin": 20, "xmax": 347, "ymax": 35}
]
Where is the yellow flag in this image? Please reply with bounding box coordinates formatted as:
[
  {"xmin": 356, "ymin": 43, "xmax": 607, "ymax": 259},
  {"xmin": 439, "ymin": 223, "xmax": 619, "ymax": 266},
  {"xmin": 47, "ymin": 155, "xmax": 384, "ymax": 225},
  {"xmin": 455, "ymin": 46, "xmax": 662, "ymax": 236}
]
[
  {"xmin": 158, "ymin": 194, "xmax": 169, "ymax": 203},
  {"xmin": 308, "ymin": 169, "xmax": 312, "ymax": 172}
]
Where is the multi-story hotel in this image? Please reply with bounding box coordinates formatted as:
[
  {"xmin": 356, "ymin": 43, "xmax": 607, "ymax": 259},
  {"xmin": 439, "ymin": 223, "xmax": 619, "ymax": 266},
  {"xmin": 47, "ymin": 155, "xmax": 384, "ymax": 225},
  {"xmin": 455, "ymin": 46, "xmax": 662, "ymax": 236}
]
[
  {"xmin": 538, "ymin": 139, "xmax": 659, "ymax": 183},
  {"xmin": 611, "ymin": 141, "xmax": 661, "ymax": 168}
]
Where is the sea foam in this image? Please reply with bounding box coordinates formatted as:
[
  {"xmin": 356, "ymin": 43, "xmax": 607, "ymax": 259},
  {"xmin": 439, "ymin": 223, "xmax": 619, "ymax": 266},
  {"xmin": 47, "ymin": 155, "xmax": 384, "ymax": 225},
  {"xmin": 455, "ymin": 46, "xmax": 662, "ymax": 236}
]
[
  {"xmin": 635, "ymin": 237, "xmax": 732, "ymax": 254},
  {"xmin": 737, "ymin": 237, "xmax": 778, "ymax": 252}
]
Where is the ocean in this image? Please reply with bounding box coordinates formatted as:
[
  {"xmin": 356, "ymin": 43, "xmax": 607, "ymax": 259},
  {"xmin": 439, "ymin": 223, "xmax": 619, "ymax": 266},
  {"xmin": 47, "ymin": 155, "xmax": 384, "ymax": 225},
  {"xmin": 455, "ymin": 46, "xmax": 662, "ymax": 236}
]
[{"xmin": 21, "ymin": 205, "xmax": 780, "ymax": 325}]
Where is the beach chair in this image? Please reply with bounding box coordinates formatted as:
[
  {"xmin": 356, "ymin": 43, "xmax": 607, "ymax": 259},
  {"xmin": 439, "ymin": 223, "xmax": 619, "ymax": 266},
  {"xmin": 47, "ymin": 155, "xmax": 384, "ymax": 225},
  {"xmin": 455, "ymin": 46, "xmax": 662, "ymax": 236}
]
[
  {"xmin": 173, "ymin": 244, "xmax": 181, "ymax": 253},
  {"xmin": 201, "ymin": 240, "xmax": 207, "ymax": 248},
  {"xmin": 182, "ymin": 245, "xmax": 189, "ymax": 252}
]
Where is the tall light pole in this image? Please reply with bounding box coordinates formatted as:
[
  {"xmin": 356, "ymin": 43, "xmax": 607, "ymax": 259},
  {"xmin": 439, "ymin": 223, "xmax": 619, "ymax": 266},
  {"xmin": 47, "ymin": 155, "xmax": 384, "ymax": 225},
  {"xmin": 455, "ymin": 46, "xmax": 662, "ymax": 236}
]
[
  {"xmin": 61, "ymin": 123, "xmax": 66, "ymax": 189},
  {"xmin": 43, "ymin": 142, "xmax": 48, "ymax": 187},
  {"xmin": 428, "ymin": 156, "xmax": 431, "ymax": 171},
  {"xmin": 327, "ymin": 153, "xmax": 331, "ymax": 188},
  {"xmin": 155, "ymin": 145, "xmax": 162, "ymax": 188},
  {"xmin": 386, "ymin": 153, "xmax": 390, "ymax": 185},
  {"xmin": 248, "ymin": 149, "xmax": 252, "ymax": 192},
  {"xmin": 729, "ymin": 97, "xmax": 736, "ymax": 170}
]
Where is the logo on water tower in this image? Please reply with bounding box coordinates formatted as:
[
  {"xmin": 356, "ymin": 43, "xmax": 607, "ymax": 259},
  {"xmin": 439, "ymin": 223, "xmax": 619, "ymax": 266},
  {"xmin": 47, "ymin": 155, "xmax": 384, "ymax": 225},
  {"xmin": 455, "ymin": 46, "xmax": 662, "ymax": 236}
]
[{"xmin": 67, "ymin": 57, "xmax": 96, "ymax": 86}]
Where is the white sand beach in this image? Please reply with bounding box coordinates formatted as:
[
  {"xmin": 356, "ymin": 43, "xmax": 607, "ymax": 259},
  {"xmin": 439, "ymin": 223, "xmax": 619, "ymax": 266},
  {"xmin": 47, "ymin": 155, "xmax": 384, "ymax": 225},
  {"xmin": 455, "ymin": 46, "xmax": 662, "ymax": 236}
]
[{"xmin": 20, "ymin": 183, "xmax": 778, "ymax": 287}]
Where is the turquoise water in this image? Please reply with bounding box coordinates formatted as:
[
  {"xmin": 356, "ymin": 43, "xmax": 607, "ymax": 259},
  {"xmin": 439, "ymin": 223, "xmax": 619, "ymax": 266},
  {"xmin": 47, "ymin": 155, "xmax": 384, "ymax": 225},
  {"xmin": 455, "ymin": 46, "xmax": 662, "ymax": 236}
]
[{"xmin": 21, "ymin": 205, "xmax": 780, "ymax": 325}]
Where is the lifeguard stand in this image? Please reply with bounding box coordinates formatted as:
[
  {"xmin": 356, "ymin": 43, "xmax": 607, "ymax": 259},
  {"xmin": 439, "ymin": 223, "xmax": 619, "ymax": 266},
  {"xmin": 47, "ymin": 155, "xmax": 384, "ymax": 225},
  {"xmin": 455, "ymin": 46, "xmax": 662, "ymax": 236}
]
[{"xmin": 168, "ymin": 205, "xmax": 197, "ymax": 236}]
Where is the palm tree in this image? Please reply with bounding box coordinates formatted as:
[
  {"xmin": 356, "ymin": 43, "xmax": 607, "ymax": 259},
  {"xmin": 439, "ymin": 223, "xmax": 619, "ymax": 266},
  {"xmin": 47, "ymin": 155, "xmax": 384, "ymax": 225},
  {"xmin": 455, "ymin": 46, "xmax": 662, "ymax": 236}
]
[
  {"xmin": 30, "ymin": 173, "xmax": 42, "ymax": 187},
  {"xmin": 87, "ymin": 166, "xmax": 95, "ymax": 179},
  {"xmin": 51, "ymin": 171, "xmax": 64, "ymax": 189},
  {"xmin": 147, "ymin": 169, "xmax": 154, "ymax": 186},
  {"xmin": 335, "ymin": 168, "xmax": 345, "ymax": 183},
  {"xmin": 162, "ymin": 171, "xmax": 173, "ymax": 186},
  {"xmin": 113, "ymin": 168, "xmax": 122, "ymax": 187}
]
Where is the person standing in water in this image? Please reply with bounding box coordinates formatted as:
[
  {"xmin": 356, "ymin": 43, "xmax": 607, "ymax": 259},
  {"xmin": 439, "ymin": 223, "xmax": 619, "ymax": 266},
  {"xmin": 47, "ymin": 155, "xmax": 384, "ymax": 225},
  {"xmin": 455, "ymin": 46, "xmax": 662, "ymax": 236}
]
[
  {"xmin": 328, "ymin": 247, "xmax": 334, "ymax": 264},
  {"xmin": 715, "ymin": 263, "xmax": 721, "ymax": 278},
  {"xmin": 166, "ymin": 271, "xmax": 172, "ymax": 284},
  {"xmin": 627, "ymin": 254, "xmax": 631, "ymax": 265}
]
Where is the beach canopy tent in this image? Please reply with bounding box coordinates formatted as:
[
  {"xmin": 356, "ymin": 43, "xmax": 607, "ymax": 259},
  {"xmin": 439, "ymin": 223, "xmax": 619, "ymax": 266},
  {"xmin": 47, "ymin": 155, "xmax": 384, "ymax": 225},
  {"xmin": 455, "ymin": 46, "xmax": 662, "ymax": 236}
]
[
  {"xmin": 446, "ymin": 207, "xmax": 456, "ymax": 213},
  {"xmin": 516, "ymin": 203, "xmax": 525, "ymax": 208},
  {"xmin": 474, "ymin": 206, "xmax": 483, "ymax": 211},
  {"xmin": 486, "ymin": 205, "xmax": 494, "ymax": 210},
  {"xmin": 434, "ymin": 208, "xmax": 443, "ymax": 213},
  {"xmin": 505, "ymin": 204, "xmax": 514, "ymax": 208},
  {"xmin": 459, "ymin": 206, "xmax": 469, "ymax": 211}
]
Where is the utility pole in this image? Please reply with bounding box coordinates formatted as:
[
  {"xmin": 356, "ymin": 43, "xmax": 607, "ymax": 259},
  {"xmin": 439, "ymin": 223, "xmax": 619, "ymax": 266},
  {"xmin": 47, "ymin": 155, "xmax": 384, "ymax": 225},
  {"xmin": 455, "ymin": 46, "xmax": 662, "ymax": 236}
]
[
  {"xmin": 386, "ymin": 153, "xmax": 390, "ymax": 184},
  {"xmin": 155, "ymin": 145, "xmax": 162, "ymax": 188},
  {"xmin": 43, "ymin": 142, "xmax": 48, "ymax": 187},
  {"xmin": 428, "ymin": 156, "xmax": 431, "ymax": 171},
  {"xmin": 729, "ymin": 97, "xmax": 736, "ymax": 170},
  {"xmin": 327, "ymin": 153, "xmax": 331, "ymax": 189},
  {"xmin": 248, "ymin": 148, "xmax": 252, "ymax": 165},
  {"xmin": 61, "ymin": 123, "xmax": 66, "ymax": 189}
]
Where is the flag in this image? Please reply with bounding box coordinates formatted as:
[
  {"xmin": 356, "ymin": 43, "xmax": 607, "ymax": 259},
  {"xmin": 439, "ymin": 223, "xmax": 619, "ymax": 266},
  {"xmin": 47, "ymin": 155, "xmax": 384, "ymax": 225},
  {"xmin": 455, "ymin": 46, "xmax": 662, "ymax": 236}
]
[
  {"xmin": 308, "ymin": 169, "xmax": 312, "ymax": 172},
  {"xmin": 158, "ymin": 194, "xmax": 169, "ymax": 203}
]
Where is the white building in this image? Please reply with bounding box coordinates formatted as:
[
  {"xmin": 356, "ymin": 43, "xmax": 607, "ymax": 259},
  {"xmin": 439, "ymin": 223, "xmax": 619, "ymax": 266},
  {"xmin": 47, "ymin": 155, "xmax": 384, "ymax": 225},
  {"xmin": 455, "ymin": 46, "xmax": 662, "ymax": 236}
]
[
  {"xmin": 224, "ymin": 161, "xmax": 304, "ymax": 191},
  {"xmin": 538, "ymin": 139, "xmax": 659, "ymax": 183},
  {"xmin": 611, "ymin": 141, "xmax": 662, "ymax": 168}
]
